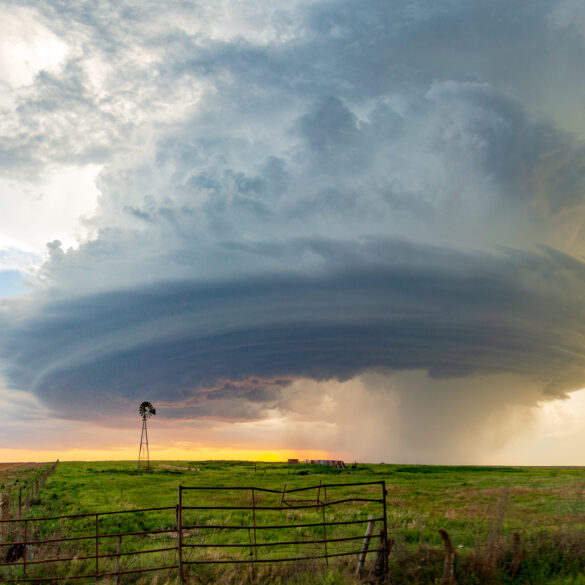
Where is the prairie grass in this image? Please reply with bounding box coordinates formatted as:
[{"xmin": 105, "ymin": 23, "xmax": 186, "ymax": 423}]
[{"xmin": 3, "ymin": 461, "xmax": 585, "ymax": 583}]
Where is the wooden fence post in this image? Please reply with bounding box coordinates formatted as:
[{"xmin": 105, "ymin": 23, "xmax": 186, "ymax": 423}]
[
  {"xmin": 439, "ymin": 528, "xmax": 457, "ymax": 585},
  {"xmin": 371, "ymin": 532, "xmax": 394, "ymax": 582},
  {"xmin": 508, "ymin": 532, "xmax": 523, "ymax": 577},
  {"xmin": 356, "ymin": 517, "xmax": 374, "ymax": 577}
]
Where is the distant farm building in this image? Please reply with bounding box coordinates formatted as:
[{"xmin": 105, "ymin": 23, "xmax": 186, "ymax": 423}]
[
  {"xmin": 287, "ymin": 459, "xmax": 300, "ymax": 465},
  {"xmin": 306, "ymin": 460, "xmax": 345, "ymax": 469}
]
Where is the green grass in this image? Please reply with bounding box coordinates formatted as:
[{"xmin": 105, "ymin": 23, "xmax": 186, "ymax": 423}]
[{"xmin": 3, "ymin": 461, "xmax": 585, "ymax": 583}]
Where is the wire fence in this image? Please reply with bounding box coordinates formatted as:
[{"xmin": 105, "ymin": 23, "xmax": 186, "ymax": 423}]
[{"xmin": 1, "ymin": 461, "xmax": 58, "ymax": 521}]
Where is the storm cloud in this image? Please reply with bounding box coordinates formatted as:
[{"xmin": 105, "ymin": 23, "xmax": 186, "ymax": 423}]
[
  {"xmin": 4, "ymin": 242, "xmax": 585, "ymax": 423},
  {"xmin": 2, "ymin": 0, "xmax": 585, "ymax": 461}
]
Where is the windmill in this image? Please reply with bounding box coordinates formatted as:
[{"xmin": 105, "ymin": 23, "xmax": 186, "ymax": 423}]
[{"xmin": 137, "ymin": 401, "xmax": 156, "ymax": 470}]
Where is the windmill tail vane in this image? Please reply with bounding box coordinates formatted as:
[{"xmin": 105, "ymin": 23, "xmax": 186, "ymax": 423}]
[{"xmin": 138, "ymin": 401, "xmax": 156, "ymax": 470}]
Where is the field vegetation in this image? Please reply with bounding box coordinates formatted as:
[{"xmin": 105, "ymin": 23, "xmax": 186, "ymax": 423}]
[{"xmin": 2, "ymin": 461, "xmax": 585, "ymax": 583}]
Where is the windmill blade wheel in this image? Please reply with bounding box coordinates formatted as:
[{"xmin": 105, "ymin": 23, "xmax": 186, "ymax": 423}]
[{"xmin": 139, "ymin": 401, "xmax": 156, "ymax": 419}]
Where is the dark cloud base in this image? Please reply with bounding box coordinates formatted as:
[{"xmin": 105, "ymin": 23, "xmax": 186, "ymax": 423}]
[{"xmin": 4, "ymin": 241, "xmax": 585, "ymax": 420}]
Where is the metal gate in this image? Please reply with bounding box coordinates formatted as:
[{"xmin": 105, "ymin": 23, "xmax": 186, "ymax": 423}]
[{"xmin": 178, "ymin": 480, "xmax": 388, "ymax": 581}]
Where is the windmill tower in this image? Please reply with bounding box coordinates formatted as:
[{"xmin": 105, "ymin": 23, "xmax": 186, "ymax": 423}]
[{"xmin": 137, "ymin": 401, "xmax": 156, "ymax": 470}]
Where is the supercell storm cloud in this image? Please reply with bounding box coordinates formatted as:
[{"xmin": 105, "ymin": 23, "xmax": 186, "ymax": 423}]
[
  {"xmin": 2, "ymin": 0, "xmax": 585, "ymax": 461},
  {"xmin": 5, "ymin": 245, "xmax": 585, "ymax": 421}
]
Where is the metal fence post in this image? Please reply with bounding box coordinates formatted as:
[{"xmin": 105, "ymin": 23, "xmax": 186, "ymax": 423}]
[
  {"xmin": 321, "ymin": 497, "xmax": 329, "ymax": 567},
  {"xmin": 115, "ymin": 534, "xmax": 122, "ymax": 585},
  {"xmin": 23, "ymin": 519, "xmax": 27, "ymax": 577},
  {"xmin": 382, "ymin": 480, "xmax": 388, "ymax": 578},
  {"xmin": 178, "ymin": 487, "xmax": 185, "ymax": 584},
  {"xmin": 251, "ymin": 488, "xmax": 258, "ymax": 561},
  {"xmin": 95, "ymin": 513, "xmax": 99, "ymax": 583}
]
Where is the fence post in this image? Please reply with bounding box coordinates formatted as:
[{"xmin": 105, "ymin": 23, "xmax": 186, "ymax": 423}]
[
  {"xmin": 372, "ymin": 530, "xmax": 393, "ymax": 581},
  {"xmin": 23, "ymin": 519, "xmax": 27, "ymax": 577},
  {"xmin": 115, "ymin": 534, "xmax": 122, "ymax": 585},
  {"xmin": 381, "ymin": 480, "xmax": 388, "ymax": 578},
  {"xmin": 321, "ymin": 496, "xmax": 329, "ymax": 567},
  {"xmin": 508, "ymin": 532, "xmax": 523, "ymax": 577},
  {"xmin": 247, "ymin": 528, "xmax": 255, "ymax": 582},
  {"xmin": 95, "ymin": 514, "xmax": 99, "ymax": 583},
  {"xmin": 18, "ymin": 488, "xmax": 22, "ymax": 517},
  {"xmin": 178, "ymin": 488, "xmax": 185, "ymax": 584},
  {"xmin": 356, "ymin": 516, "xmax": 374, "ymax": 578},
  {"xmin": 439, "ymin": 528, "xmax": 456, "ymax": 585},
  {"xmin": 251, "ymin": 489, "xmax": 258, "ymax": 561}
]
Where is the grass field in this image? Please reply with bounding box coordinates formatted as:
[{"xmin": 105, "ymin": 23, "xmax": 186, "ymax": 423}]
[{"xmin": 3, "ymin": 461, "xmax": 585, "ymax": 584}]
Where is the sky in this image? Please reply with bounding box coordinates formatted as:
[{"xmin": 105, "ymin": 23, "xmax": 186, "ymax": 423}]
[{"xmin": 3, "ymin": 0, "xmax": 585, "ymax": 464}]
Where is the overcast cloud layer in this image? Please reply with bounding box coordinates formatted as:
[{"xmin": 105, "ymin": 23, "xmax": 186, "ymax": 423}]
[{"xmin": 2, "ymin": 0, "xmax": 585, "ymax": 461}]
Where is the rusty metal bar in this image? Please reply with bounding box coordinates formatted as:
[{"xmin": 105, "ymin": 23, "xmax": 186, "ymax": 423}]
[
  {"xmin": 0, "ymin": 525, "xmax": 176, "ymax": 548},
  {"xmin": 181, "ymin": 533, "xmax": 382, "ymax": 549},
  {"xmin": 0, "ymin": 546, "xmax": 178, "ymax": 567},
  {"xmin": 99, "ymin": 527, "xmax": 176, "ymax": 539},
  {"xmin": 183, "ymin": 548, "xmax": 378, "ymax": 565},
  {"xmin": 95, "ymin": 564, "xmax": 178, "ymax": 578},
  {"xmin": 182, "ymin": 497, "xmax": 382, "ymax": 511},
  {"xmin": 181, "ymin": 481, "xmax": 384, "ymax": 493},
  {"xmin": 282, "ymin": 498, "xmax": 320, "ymax": 507},
  {"xmin": 182, "ymin": 516, "xmax": 385, "ymax": 531},
  {"xmin": 0, "ymin": 506, "xmax": 175, "ymax": 523},
  {"xmin": 1, "ymin": 564, "xmax": 178, "ymax": 583}
]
